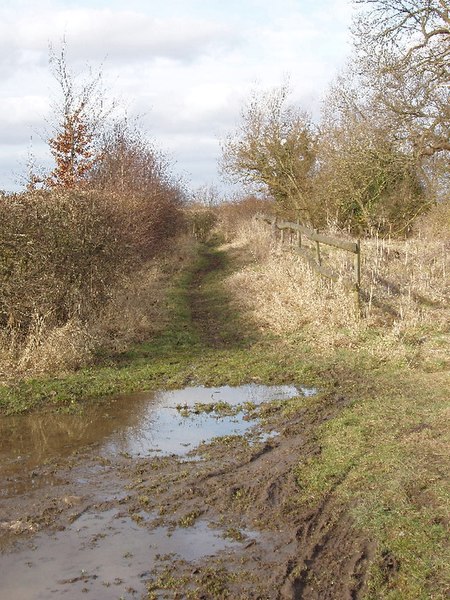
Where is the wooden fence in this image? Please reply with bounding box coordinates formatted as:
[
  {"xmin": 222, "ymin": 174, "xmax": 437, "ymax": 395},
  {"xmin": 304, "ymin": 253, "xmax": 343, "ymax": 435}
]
[{"xmin": 256, "ymin": 214, "xmax": 362, "ymax": 314}]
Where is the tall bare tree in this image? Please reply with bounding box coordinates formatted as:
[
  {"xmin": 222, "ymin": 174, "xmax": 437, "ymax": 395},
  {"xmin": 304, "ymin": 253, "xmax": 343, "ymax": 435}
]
[
  {"xmin": 45, "ymin": 41, "xmax": 112, "ymax": 189},
  {"xmin": 220, "ymin": 85, "xmax": 317, "ymax": 222},
  {"xmin": 353, "ymin": 0, "xmax": 450, "ymax": 158},
  {"xmin": 89, "ymin": 118, "xmax": 172, "ymax": 196}
]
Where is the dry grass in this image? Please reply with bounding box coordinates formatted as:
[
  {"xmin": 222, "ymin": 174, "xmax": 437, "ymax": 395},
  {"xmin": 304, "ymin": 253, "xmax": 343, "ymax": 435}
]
[
  {"xmin": 215, "ymin": 196, "xmax": 274, "ymax": 243},
  {"xmin": 224, "ymin": 217, "xmax": 449, "ymax": 367},
  {"xmin": 0, "ymin": 318, "xmax": 95, "ymax": 380},
  {"xmin": 0, "ymin": 234, "xmax": 197, "ymax": 382},
  {"xmin": 95, "ymin": 233, "xmax": 197, "ymax": 354}
]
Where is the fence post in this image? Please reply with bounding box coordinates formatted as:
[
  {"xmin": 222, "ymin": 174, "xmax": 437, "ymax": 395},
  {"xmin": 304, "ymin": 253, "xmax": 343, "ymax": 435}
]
[
  {"xmin": 315, "ymin": 229, "xmax": 322, "ymax": 265},
  {"xmin": 262, "ymin": 213, "xmax": 363, "ymax": 317},
  {"xmin": 296, "ymin": 220, "xmax": 302, "ymax": 248},
  {"xmin": 271, "ymin": 216, "xmax": 277, "ymax": 241},
  {"xmin": 354, "ymin": 240, "xmax": 361, "ymax": 316}
]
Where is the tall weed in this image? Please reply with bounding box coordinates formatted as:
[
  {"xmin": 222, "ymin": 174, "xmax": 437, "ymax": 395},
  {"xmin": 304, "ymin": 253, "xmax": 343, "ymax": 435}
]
[{"xmin": 224, "ymin": 217, "xmax": 449, "ymax": 368}]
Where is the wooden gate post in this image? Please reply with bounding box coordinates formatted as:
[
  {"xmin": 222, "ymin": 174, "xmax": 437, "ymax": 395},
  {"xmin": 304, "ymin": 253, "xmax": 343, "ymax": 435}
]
[
  {"xmin": 271, "ymin": 216, "xmax": 277, "ymax": 241},
  {"xmin": 315, "ymin": 229, "xmax": 322, "ymax": 266},
  {"xmin": 296, "ymin": 220, "xmax": 302, "ymax": 248},
  {"xmin": 354, "ymin": 240, "xmax": 361, "ymax": 316}
]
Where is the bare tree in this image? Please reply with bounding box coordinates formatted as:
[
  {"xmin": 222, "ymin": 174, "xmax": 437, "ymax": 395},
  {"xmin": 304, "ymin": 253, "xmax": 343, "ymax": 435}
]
[
  {"xmin": 89, "ymin": 117, "xmax": 186, "ymax": 258},
  {"xmin": 89, "ymin": 118, "xmax": 173, "ymax": 195},
  {"xmin": 220, "ymin": 85, "xmax": 317, "ymax": 222},
  {"xmin": 45, "ymin": 41, "xmax": 112, "ymax": 189},
  {"xmin": 353, "ymin": 0, "xmax": 450, "ymax": 158},
  {"xmin": 192, "ymin": 184, "xmax": 221, "ymax": 207}
]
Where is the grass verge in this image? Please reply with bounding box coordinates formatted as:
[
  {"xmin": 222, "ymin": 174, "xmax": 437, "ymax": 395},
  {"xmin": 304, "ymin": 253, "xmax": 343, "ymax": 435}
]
[
  {"xmin": 0, "ymin": 237, "xmax": 448, "ymax": 599},
  {"xmin": 0, "ymin": 241, "xmax": 311, "ymax": 415},
  {"xmin": 294, "ymin": 366, "xmax": 449, "ymax": 599}
]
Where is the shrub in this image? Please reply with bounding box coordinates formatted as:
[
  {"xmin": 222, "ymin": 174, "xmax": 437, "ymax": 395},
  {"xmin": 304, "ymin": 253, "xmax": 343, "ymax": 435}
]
[
  {"xmin": 187, "ymin": 205, "xmax": 218, "ymax": 242},
  {"xmin": 89, "ymin": 119, "xmax": 186, "ymax": 259},
  {"xmin": 0, "ymin": 190, "xmax": 130, "ymax": 338},
  {"xmin": 216, "ymin": 195, "xmax": 274, "ymax": 242},
  {"xmin": 314, "ymin": 124, "xmax": 428, "ymax": 237},
  {"xmin": 413, "ymin": 200, "xmax": 450, "ymax": 242},
  {"xmin": 0, "ymin": 185, "xmax": 189, "ymax": 379}
]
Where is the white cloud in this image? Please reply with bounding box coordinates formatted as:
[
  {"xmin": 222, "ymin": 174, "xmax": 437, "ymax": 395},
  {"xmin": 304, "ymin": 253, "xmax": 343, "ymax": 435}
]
[
  {"xmin": 0, "ymin": 0, "xmax": 355, "ymax": 192},
  {"xmin": 0, "ymin": 7, "xmax": 240, "ymax": 74}
]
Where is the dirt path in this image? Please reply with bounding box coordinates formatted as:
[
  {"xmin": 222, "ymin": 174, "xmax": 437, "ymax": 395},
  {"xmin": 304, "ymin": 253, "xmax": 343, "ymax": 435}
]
[
  {"xmin": 0, "ymin": 243, "xmax": 375, "ymax": 599},
  {"xmin": 187, "ymin": 244, "xmax": 254, "ymax": 349}
]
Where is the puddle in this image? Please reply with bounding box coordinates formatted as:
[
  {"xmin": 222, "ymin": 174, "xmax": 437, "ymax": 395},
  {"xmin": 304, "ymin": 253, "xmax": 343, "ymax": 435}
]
[
  {"xmin": 0, "ymin": 384, "xmax": 306, "ymax": 476},
  {"xmin": 0, "ymin": 384, "xmax": 312, "ymax": 597},
  {"xmin": 0, "ymin": 507, "xmax": 249, "ymax": 600},
  {"xmin": 101, "ymin": 384, "xmax": 303, "ymax": 458},
  {"xmin": 0, "ymin": 384, "xmax": 316, "ymax": 502}
]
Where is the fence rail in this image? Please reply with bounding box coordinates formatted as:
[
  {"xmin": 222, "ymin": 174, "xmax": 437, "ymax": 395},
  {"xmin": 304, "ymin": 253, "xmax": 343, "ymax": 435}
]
[{"xmin": 256, "ymin": 214, "xmax": 362, "ymax": 315}]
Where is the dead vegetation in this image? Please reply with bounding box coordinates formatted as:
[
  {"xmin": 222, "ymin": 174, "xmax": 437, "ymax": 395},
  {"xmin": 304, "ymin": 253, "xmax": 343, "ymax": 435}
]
[
  {"xmin": 0, "ymin": 188, "xmax": 190, "ymax": 382},
  {"xmin": 223, "ymin": 205, "xmax": 449, "ymax": 369}
]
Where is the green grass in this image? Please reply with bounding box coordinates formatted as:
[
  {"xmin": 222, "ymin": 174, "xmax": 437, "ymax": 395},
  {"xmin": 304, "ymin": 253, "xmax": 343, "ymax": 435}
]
[
  {"xmin": 0, "ymin": 242, "xmax": 313, "ymax": 415},
  {"xmin": 1, "ymin": 239, "xmax": 449, "ymax": 599},
  {"xmin": 294, "ymin": 368, "xmax": 449, "ymax": 599}
]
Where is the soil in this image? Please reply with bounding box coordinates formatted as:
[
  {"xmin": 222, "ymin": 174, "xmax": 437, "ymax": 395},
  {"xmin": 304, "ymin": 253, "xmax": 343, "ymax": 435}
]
[{"xmin": 0, "ymin": 245, "xmax": 376, "ymax": 599}]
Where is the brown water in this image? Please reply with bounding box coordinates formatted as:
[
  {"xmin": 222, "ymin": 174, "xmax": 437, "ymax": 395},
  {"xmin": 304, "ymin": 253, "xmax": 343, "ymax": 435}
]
[
  {"xmin": 0, "ymin": 384, "xmax": 313, "ymax": 598},
  {"xmin": 0, "ymin": 508, "xmax": 251, "ymax": 599},
  {"xmin": 0, "ymin": 384, "xmax": 306, "ymax": 496}
]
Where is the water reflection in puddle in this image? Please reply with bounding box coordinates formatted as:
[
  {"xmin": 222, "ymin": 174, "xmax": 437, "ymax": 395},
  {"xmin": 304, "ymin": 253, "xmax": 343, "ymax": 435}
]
[
  {"xmin": 0, "ymin": 507, "xmax": 249, "ymax": 600},
  {"xmin": 102, "ymin": 384, "xmax": 303, "ymax": 458},
  {"xmin": 0, "ymin": 385, "xmax": 309, "ymax": 473},
  {"xmin": 0, "ymin": 384, "xmax": 314, "ymax": 597}
]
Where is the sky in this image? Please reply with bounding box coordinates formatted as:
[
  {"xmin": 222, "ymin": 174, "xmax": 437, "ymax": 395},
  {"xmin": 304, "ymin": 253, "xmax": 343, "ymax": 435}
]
[{"xmin": 0, "ymin": 0, "xmax": 356, "ymax": 194}]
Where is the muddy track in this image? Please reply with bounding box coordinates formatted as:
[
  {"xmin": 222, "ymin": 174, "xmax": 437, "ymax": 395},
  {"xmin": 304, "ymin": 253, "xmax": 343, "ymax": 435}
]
[
  {"xmin": 143, "ymin": 396, "xmax": 375, "ymax": 599},
  {"xmin": 0, "ymin": 244, "xmax": 376, "ymax": 599},
  {"xmin": 187, "ymin": 244, "xmax": 253, "ymax": 350}
]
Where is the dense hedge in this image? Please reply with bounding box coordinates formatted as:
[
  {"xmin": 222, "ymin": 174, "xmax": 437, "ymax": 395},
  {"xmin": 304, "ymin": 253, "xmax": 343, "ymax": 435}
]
[{"xmin": 0, "ymin": 188, "xmax": 184, "ymax": 340}]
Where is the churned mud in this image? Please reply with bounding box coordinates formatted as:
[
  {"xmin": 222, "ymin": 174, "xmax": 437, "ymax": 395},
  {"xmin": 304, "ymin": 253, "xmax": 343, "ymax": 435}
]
[
  {"xmin": 0, "ymin": 245, "xmax": 375, "ymax": 599},
  {"xmin": 0, "ymin": 384, "xmax": 373, "ymax": 599}
]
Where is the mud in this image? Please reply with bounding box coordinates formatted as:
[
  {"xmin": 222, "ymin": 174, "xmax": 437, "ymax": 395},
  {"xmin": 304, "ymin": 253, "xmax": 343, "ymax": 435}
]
[
  {"xmin": 0, "ymin": 245, "xmax": 375, "ymax": 598},
  {"xmin": 0, "ymin": 384, "xmax": 373, "ymax": 599},
  {"xmin": 1, "ymin": 508, "xmax": 251, "ymax": 600}
]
